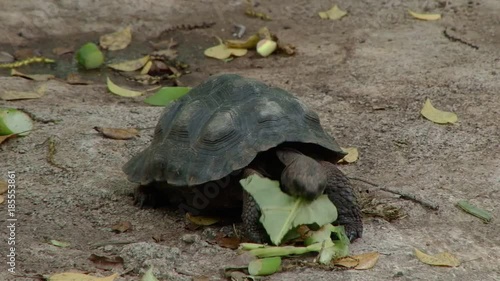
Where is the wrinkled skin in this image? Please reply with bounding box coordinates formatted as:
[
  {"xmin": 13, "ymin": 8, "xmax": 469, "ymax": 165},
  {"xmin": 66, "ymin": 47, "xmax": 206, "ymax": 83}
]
[{"xmin": 135, "ymin": 148, "xmax": 363, "ymax": 242}]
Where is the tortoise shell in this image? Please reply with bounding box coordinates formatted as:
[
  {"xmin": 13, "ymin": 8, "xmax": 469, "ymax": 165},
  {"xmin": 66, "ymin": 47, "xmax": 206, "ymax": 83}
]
[{"xmin": 123, "ymin": 74, "xmax": 346, "ymax": 186}]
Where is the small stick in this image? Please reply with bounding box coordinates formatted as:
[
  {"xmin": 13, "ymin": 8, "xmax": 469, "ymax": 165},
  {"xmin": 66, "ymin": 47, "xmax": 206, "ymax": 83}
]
[{"xmin": 348, "ymin": 177, "xmax": 439, "ymax": 210}]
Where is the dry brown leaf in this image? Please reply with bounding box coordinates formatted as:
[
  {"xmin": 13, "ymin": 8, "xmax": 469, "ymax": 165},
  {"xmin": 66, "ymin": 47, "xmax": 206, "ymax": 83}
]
[
  {"xmin": 334, "ymin": 256, "xmax": 359, "ymax": 268},
  {"xmin": 100, "ymin": 26, "xmax": 132, "ymax": 51},
  {"xmin": 0, "ymin": 195, "xmax": 4, "ymax": 204},
  {"xmin": 0, "ymin": 180, "xmax": 7, "ymax": 194},
  {"xmin": 335, "ymin": 252, "xmax": 380, "ymax": 269},
  {"xmin": 52, "ymin": 46, "xmax": 74, "ymax": 56},
  {"xmin": 0, "ymin": 134, "xmax": 18, "ymax": 145},
  {"xmin": 216, "ymin": 236, "xmax": 241, "ymax": 249},
  {"xmin": 414, "ymin": 248, "xmax": 460, "ymax": 267},
  {"xmin": 11, "ymin": 69, "xmax": 55, "ymax": 81},
  {"xmin": 66, "ymin": 73, "xmax": 94, "ymax": 85},
  {"xmin": 111, "ymin": 221, "xmax": 132, "ymax": 233},
  {"xmin": 94, "ymin": 127, "xmax": 139, "ymax": 140},
  {"xmin": 186, "ymin": 212, "xmax": 220, "ymax": 226}
]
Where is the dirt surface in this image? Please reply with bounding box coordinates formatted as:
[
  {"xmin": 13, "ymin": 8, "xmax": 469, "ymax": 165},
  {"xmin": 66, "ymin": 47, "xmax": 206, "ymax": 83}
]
[{"xmin": 0, "ymin": 0, "xmax": 499, "ymax": 280}]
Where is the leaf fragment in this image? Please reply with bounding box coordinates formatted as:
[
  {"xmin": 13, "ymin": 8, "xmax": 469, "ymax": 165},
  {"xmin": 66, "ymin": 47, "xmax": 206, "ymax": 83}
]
[
  {"xmin": 240, "ymin": 174, "xmax": 337, "ymax": 245},
  {"xmin": 100, "ymin": 26, "xmax": 132, "ymax": 51},
  {"xmin": 408, "ymin": 10, "xmax": 441, "ymax": 21},
  {"xmin": 420, "ymin": 98, "xmax": 457, "ymax": 124},
  {"xmin": 50, "ymin": 239, "xmax": 71, "ymax": 248},
  {"xmin": 0, "ymin": 134, "xmax": 18, "ymax": 145},
  {"xmin": 140, "ymin": 60, "xmax": 153, "ymax": 75},
  {"xmin": 338, "ymin": 147, "xmax": 359, "ymax": 163},
  {"xmin": 0, "ymin": 85, "xmax": 46, "ymax": 100},
  {"xmin": 186, "ymin": 212, "xmax": 220, "ymax": 226},
  {"xmin": 94, "ymin": 127, "xmax": 139, "ymax": 140},
  {"xmin": 106, "ymin": 77, "xmax": 143, "ymax": 97},
  {"xmin": 319, "ymin": 5, "xmax": 348, "ymax": 20},
  {"xmin": 216, "ymin": 236, "xmax": 241, "ymax": 249},
  {"xmin": 144, "ymin": 87, "xmax": 191, "ymax": 106},
  {"xmin": 352, "ymin": 252, "xmax": 380, "ymax": 269},
  {"xmin": 225, "ymin": 34, "xmax": 260, "ymax": 49},
  {"xmin": 456, "ymin": 200, "xmax": 492, "ymax": 223},
  {"xmin": 48, "ymin": 272, "xmax": 119, "ymax": 281},
  {"xmin": 11, "ymin": 69, "xmax": 55, "ymax": 81},
  {"xmin": 108, "ymin": 55, "xmax": 150, "ymax": 72},
  {"xmin": 414, "ymin": 248, "xmax": 460, "ymax": 267}
]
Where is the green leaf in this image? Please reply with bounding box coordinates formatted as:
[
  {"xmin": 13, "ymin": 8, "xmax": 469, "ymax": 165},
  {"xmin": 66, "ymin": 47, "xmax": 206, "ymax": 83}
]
[
  {"xmin": 141, "ymin": 266, "xmax": 159, "ymax": 281},
  {"xmin": 303, "ymin": 224, "xmax": 349, "ymax": 264},
  {"xmin": 248, "ymin": 257, "xmax": 281, "ymax": 276},
  {"xmin": 143, "ymin": 87, "xmax": 191, "ymax": 106},
  {"xmin": 0, "ymin": 108, "xmax": 33, "ymax": 136},
  {"xmin": 240, "ymin": 174, "xmax": 338, "ymax": 245},
  {"xmin": 50, "ymin": 239, "xmax": 70, "ymax": 248}
]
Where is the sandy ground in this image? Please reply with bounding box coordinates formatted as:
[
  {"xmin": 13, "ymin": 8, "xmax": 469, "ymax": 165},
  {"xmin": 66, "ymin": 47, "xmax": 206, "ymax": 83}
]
[{"xmin": 0, "ymin": 0, "xmax": 499, "ymax": 280}]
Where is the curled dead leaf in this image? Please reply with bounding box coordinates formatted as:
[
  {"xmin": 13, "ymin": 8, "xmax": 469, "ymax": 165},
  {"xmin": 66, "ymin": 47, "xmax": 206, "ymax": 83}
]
[
  {"xmin": 94, "ymin": 127, "xmax": 139, "ymax": 140},
  {"xmin": 100, "ymin": 26, "xmax": 132, "ymax": 51},
  {"xmin": 414, "ymin": 248, "xmax": 460, "ymax": 267},
  {"xmin": 186, "ymin": 212, "xmax": 220, "ymax": 226},
  {"xmin": 106, "ymin": 77, "xmax": 143, "ymax": 97},
  {"xmin": 420, "ymin": 98, "xmax": 457, "ymax": 124},
  {"xmin": 216, "ymin": 236, "xmax": 241, "ymax": 249}
]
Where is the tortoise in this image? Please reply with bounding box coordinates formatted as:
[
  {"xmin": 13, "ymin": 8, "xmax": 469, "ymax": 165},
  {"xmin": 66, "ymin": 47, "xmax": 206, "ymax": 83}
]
[{"xmin": 123, "ymin": 74, "xmax": 362, "ymax": 242}]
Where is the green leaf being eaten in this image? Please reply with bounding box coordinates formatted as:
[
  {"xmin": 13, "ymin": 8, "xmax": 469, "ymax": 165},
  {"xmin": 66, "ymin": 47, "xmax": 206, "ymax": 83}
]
[
  {"xmin": 240, "ymin": 174, "xmax": 338, "ymax": 245},
  {"xmin": 144, "ymin": 87, "xmax": 191, "ymax": 106},
  {"xmin": 304, "ymin": 224, "xmax": 349, "ymax": 263}
]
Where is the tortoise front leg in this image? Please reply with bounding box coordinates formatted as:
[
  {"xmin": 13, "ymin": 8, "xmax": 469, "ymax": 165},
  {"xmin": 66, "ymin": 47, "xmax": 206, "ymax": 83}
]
[{"xmin": 241, "ymin": 168, "xmax": 269, "ymax": 243}]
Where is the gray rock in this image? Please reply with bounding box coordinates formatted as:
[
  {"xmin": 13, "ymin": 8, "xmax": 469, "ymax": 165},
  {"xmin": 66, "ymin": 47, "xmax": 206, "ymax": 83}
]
[{"xmin": 120, "ymin": 242, "xmax": 181, "ymax": 272}]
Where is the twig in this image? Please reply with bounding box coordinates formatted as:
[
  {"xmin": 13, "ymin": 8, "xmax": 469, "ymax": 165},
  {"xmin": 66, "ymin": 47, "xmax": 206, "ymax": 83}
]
[
  {"xmin": 443, "ymin": 28, "xmax": 479, "ymax": 50},
  {"xmin": 348, "ymin": 177, "xmax": 439, "ymax": 210}
]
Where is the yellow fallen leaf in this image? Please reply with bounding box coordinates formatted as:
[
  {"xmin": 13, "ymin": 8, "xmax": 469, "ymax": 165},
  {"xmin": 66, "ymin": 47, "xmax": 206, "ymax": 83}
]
[
  {"xmin": 140, "ymin": 60, "xmax": 153, "ymax": 75},
  {"xmin": 186, "ymin": 212, "xmax": 220, "ymax": 226},
  {"xmin": 48, "ymin": 272, "xmax": 119, "ymax": 281},
  {"xmin": 414, "ymin": 248, "xmax": 460, "ymax": 267},
  {"xmin": 338, "ymin": 147, "xmax": 359, "ymax": 164},
  {"xmin": 0, "ymin": 180, "xmax": 7, "ymax": 194},
  {"xmin": 408, "ymin": 10, "xmax": 441, "ymax": 21},
  {"xmin": 100, "ymin": 26, "xmax": 132, "ymax": 51},
  {"xmin": 106, "ymin": 77, "xmax": 143, "ymax": 97},
  {"xmin": 420, "ymin": 98, "xmax": 457, "ymax": 124},
  {"xmin": 333, "ymin": 256, "xmax": 358, "ymax": 268},
  {"xmin": 204, "ymin": 38, "xmax": 248, "ymax": 60},
  {"xmin": 11, "ymin": 69, "xmax": 55, "ymax": 81},
  {"xmin": 107, "ymin": 55, "xmax": 150, "ymax": 71},
  {"xmin": 319, "ymin": 5, "xmax": 347, "ymax": 20}
]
